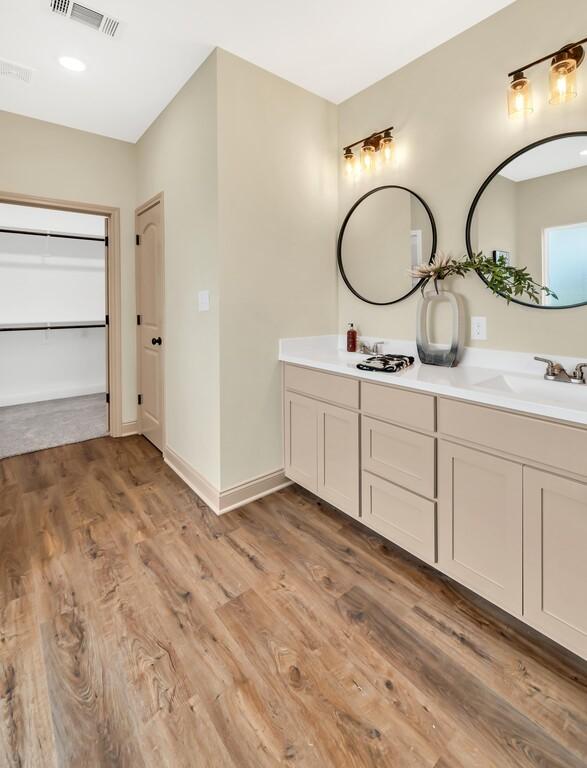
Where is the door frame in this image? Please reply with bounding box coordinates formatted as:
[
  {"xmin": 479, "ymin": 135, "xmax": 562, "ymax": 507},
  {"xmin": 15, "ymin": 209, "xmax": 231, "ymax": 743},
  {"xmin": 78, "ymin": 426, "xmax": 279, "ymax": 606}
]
[
  {"xmin": 135, "ymin": 192, "xmax": 165, "ymax": 449},
  {"xmin": 0, "ymin": 189, "xmax": 123, "ymax": 436}
]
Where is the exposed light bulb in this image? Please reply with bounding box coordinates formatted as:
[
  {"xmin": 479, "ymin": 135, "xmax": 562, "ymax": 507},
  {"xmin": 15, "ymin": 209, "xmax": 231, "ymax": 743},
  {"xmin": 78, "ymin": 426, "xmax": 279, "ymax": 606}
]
[
  {"xmin": 507, "ymin": 71, "xmax": 533, "ymax": 118},
  {"xmin": 343, "ymin": 149, "xmax": 354, "ymax": 178},
  {"xmin": 380, "ymin": 132, "xmax": 394, "ymax": 163},
  {"xmin": 549, "ymin": 54, "xmax": 577, "ymax": 104},
  {"xmin": 361, "ymin": 143, "xmax": 375, "ymax": 171}
]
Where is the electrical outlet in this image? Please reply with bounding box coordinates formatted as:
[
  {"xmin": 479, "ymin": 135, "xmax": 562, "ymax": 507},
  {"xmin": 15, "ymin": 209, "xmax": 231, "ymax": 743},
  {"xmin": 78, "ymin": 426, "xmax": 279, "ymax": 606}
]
[{"xmin": 471, "ymin": 316, "xmax": 487, "ymax": 341}]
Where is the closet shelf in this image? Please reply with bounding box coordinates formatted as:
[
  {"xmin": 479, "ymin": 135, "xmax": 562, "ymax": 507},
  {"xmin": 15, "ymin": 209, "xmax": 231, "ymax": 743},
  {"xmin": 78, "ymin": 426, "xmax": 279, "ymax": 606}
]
[
  {"xmin": 0, "ymin": 227, "xmax": 105, "ymax": 242},
  {"xmin": 0, "ymin": 321, "xmax": 106, "ymax": 332}
]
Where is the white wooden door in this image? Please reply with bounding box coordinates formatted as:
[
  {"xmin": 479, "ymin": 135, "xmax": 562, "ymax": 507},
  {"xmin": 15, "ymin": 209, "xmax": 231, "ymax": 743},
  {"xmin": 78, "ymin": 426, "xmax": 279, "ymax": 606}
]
[{"xmin": 136, "ymin": 200, "xmax": 164, "ymax": 450}]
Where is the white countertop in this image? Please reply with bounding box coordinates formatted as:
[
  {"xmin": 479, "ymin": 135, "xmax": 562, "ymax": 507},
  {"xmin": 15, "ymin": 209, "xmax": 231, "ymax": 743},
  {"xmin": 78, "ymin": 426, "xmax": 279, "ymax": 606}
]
[{"xmin": 279, "ymin": 335, "xmax": 587, "ymax": 426}]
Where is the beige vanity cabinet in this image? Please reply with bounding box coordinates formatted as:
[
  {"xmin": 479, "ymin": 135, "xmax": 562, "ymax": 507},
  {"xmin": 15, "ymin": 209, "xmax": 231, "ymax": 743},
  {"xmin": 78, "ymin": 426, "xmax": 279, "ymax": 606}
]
[
  {"xmin": 359, "ymin": 384, "xmax": 437, "ymax": 564},
  {"xmin": 283, "ymin": 361, "xmax": 587, "ymax": 660},
  {"xmin": 318, "ymin": 402, "xmax": 360, "ymax": 517},
  {"xmin": 284, "ymin": 366, "xmax": 360, "ymax": 518},
  {"xmin": 437, "ymin": 440, "xmax": 523, "ymax": 615},
  {"xmin": 284, "ymin": 390, "xmax": 320, "ymax": 492},
  {"xmin": 523, "ymin": 468, "xmax": 587, "ymax": 659}
]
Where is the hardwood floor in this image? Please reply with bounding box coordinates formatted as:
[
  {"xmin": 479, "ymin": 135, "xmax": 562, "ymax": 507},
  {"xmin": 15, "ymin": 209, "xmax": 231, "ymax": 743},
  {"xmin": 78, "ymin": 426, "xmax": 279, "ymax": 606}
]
[{"xmin": 1, "ymin": 435, "xmax": 586, "ymax": 767}]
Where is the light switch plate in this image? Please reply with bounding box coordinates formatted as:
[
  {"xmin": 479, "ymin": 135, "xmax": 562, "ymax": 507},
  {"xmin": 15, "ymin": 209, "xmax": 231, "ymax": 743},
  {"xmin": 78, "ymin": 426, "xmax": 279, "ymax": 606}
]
[
  {"xmin": 198, "ymin": 290, "xmax": 210, "ymax": 312},
  {"xmin": 471, "ymin": 316, "xmax": 487, "ymax": 341}
]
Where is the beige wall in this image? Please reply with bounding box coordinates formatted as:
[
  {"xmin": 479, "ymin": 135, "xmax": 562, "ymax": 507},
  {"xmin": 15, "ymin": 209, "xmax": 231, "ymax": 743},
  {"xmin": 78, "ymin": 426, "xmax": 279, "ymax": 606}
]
[
  {"xmin": 0, "ymin": 109, "xmax": 137, "ymax": 422},
  {"xmin": 135, "ymin": 49, "xmax": 337, "ymax": 492},
  {"xmin": 338, "ymin": 0, "xmax": 587, "ymax": 356},
  {"xmin": 136, "ymin": 51, "xmax": 221, "ymax": 487},
  {"xmin": 474, "ymin": 173, "xmax": 517, "ymax": 264},
  {"xmin": 216, "ymin": 50, "xmax": 338, "ymax": 490}
]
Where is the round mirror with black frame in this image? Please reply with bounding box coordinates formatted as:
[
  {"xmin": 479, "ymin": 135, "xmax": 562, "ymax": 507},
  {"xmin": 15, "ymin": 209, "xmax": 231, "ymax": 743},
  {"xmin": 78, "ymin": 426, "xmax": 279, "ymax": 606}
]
[
  {"xmin": 337, "ymin": 185, "xmax": 437, "ymax": 306},
  {"xmin": 466, "ymin": 131, "xmax": 587, "ymax": 310}
]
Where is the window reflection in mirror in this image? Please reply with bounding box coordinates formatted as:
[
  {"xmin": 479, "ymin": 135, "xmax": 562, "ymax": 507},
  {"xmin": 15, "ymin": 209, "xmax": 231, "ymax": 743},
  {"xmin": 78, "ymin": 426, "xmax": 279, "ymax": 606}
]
[{"xmin": 469, "ymin": 135, "xmax": 587, "ymax": 308}]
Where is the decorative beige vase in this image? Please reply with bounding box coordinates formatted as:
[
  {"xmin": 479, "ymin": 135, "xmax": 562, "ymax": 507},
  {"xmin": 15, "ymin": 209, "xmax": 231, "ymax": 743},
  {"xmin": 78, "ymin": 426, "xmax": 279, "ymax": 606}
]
[{"xmin": 416, "ymin": 281, "xmax": 464, "ymax": 367}]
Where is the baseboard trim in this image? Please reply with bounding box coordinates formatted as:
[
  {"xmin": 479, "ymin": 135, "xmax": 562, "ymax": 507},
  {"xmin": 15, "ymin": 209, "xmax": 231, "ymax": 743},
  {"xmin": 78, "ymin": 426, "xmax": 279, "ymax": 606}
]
[
  {"xmin": 0, "ymin": 385, "xmax": 105, "ymax": 408},
  {"xmin": 163, "ymin": 446, "xmax": 291, "ymax": 515},
  {"xmin": 163, "ymin": 446, "xmax": 221, "ymax": 513},
  {"xmin": 120, "ymin": 420, "xmax": 138, "ymax": 437},
  {"xmin": 219, "ymin": 469, "xmax": 292, "ymax": 514}
]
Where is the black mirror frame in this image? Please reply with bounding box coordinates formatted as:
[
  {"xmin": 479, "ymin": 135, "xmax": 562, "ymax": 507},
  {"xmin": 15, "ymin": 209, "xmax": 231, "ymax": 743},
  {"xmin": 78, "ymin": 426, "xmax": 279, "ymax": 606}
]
[
  {"xmin": 337, "ymin": 184, "xmax": 438, "ymax": 306},
  {"xmin": 466, "ymin": 131, "xmax": 587, "ymax": 310}
]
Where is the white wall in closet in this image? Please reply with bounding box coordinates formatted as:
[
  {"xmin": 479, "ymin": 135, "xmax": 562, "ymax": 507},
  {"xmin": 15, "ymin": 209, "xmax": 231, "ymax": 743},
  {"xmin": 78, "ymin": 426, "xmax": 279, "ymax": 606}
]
[{"xmin": 0, "ymin": 204, "xmax": 107, "ymax": 406}]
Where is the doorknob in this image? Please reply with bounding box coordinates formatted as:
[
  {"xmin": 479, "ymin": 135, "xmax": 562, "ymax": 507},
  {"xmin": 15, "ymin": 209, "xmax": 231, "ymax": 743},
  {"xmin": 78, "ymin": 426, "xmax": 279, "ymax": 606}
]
[{"xmin": 151, "ymin": 337, "xmax": 162, "ymax": 346}]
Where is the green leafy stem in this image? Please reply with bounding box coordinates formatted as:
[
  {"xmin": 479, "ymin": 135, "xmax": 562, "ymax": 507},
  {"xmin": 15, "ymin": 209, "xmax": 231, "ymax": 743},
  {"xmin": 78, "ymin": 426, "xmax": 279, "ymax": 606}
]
[{"xmin": 411, "ymin": 252, "xmax": 558, "ymax": 305}]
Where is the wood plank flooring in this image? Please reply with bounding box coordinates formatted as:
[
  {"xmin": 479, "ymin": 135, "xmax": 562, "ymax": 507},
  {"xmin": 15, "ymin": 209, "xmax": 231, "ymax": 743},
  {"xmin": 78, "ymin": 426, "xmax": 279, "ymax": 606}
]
[{"xmin": 1, "ymin": 435, "xmax": 586, "ymax": 767}]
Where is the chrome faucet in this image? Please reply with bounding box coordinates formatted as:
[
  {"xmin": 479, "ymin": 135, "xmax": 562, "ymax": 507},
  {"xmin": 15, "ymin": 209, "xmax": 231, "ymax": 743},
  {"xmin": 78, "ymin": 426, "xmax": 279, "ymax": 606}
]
[
  {"xmin": 360, "ymin": 340, "xmax": 385, "ymax": 355},
  {"xmin": 534, "ymin": 357, "xmax": 587, "ymax": 384}
]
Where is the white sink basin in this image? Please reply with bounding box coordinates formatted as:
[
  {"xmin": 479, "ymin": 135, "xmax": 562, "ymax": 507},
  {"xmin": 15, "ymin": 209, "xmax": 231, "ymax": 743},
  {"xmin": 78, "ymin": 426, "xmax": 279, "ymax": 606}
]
[{"xmin": 472, "ymin": 373, "xmax": 587, "ymax": 408}]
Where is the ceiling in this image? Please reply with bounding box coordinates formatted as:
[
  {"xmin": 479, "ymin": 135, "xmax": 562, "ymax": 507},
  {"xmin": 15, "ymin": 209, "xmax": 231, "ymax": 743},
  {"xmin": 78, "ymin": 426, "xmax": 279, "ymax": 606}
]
[
  {"xmin": 0, "ymin": 0, "xmax": 515, "ymax": 143},
  {"xmin": 500, "ymin": 136, "xmax": 587, "ymax": 182}
]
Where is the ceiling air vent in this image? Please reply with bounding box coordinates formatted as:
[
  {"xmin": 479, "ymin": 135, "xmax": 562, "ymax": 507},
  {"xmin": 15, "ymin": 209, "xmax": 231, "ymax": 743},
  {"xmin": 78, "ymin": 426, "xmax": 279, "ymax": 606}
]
[
  {"xmin": 0, "ymin": 59, "xmax": 33, "ymax": 84},
  {"xmin": 50, "ymin": 0, "xmax": 71, "ymax": 15},
  {"xmin": 49, "ymin": 0, "xmax": 120, "ymax": 38}
]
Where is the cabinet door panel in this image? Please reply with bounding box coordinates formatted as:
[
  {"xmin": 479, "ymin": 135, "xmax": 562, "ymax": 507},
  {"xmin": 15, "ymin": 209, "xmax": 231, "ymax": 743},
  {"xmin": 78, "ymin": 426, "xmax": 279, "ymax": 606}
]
[
  {"xmin": 362, "ymin": 382, "xmax": 436, "ymax": 432},
  {"xmin": 318, "ymin": 402, "xmax": 359, "ymax": 518},
  {"xmin": 362, "ymin": 471, "xmax": 436, "ymax": 563},
  {"xmin": 362, "ymin": 416, "xmax": 435, "ymax": 498},
  {"xmin": 284, "ymin": 392, "xmax": 318, "ymax": 491},
  {"xmin": 524, "ymin": 468, "xmax": 587, "ymax": 659},
  {"xmin": 438, "ymin": 441, "xmax": 522, "ymax": 614},
  {"xmin": 285, "ymin": 364, "xmax": 359, "ymax": 409}
]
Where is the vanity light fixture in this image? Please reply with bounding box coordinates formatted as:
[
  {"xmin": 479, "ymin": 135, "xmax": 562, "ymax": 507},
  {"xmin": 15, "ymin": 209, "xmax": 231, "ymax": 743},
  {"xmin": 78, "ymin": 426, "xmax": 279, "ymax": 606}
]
[
  {"xmin": 549, "ymin": 49, "xmax": 579, "ymax": 104},
  {"xmin": 507, "ymin": 37, "xmax": 586, "ymax": 118},
  {"xmin": 507, "ymin": 71, "xmax": 533, "ymax": 118},
  {"xmin": 342, "ymin": 125, "xmax": 394, "ymax": 178}
]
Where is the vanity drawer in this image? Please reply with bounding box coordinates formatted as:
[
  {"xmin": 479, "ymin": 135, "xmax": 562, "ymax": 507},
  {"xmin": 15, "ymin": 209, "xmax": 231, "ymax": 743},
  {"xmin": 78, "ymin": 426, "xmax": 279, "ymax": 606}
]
[
  {"xmin": 438, "ymin": 398, "xmax": 587, "ymax": 478},
  {"xmin": 362, "ymin": 471, "xmax": 437, "ymax": 563},
  {"xmin": 284, "ymin": 364, "xmax": 359, "ymax": 409},
  {"xmin": 362, "ymin": 416, "xmax": 435, "ymax": 498},
  {"xmin": 361, "ymin": 381, "xmax": 436, "ymax": 432}
]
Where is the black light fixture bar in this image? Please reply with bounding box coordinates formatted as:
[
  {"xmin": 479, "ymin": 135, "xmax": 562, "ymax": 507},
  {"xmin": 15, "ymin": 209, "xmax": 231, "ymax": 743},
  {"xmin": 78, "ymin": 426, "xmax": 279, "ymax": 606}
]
[
  {"xmin": 0, "ymin": 227, "xmax": 106, "ymax": 243},
  {"xmin": 508, "ymin": 36, "xmax": 587, "ymax": 77},
  {"xmin": 343, "ymin": 125, "xmax": 394, "ymax": 152}
]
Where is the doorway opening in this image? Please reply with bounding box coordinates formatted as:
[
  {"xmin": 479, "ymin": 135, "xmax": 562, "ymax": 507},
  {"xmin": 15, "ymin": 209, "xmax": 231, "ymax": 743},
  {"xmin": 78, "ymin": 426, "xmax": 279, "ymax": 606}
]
[{"xmin": 0, "ymin": 194, "xmax": 122, "ymax": 458}]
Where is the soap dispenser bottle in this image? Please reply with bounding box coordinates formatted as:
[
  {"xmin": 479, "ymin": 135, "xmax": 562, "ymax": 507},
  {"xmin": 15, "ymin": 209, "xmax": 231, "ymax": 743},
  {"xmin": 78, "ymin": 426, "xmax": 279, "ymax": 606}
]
[{"xmin": 347, "ymin": 323, "xmax": 358, "ymax": 352}]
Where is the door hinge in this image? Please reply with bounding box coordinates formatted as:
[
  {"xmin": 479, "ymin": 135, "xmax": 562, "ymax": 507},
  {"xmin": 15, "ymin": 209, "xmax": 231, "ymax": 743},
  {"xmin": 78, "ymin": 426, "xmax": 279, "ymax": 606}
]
[
  {"xmin": 105, "ymin": 314, "xmax": 109, "ymax": 326},
  {"xmin": 137, "ymin": 314, "xmax": 141, "ymax": 325},
  {"xmin": 136, "ymin": 234, "xmax": 140, "ymax": 246},
  {"xmin": 106, "ymin": 393, "xmax": 110, "ymax": 404},
  {"xmin": 104, "ymin": 235, "xmax": 109, "ymax": 247},
  {"xmin": 138, "ymin": 394, "xmax": 142, "ymax": 405}
]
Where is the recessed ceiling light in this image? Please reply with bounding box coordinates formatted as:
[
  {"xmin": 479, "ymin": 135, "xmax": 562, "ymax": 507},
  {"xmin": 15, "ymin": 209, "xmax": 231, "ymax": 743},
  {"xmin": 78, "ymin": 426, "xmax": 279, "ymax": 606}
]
[
  {"xmin": 59, "ymin": 56, "xmax": 86, "ymax": 72},
  {"xmin": 580, "ymin": 149, "xmax": 587, "ymax": 156}
]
